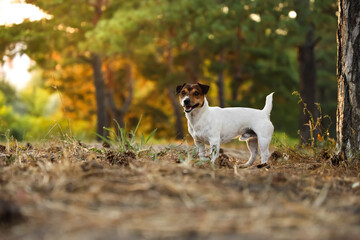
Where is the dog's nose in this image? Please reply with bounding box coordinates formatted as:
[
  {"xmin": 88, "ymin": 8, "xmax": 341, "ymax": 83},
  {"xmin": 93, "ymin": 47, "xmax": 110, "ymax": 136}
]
[{"xmin": 184, "ymin": 98, "xmax": 190, "ymax": 105}]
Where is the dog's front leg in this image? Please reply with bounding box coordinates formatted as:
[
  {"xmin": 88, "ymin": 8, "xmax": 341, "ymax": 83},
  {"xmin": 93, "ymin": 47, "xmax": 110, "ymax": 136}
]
[
  {"xmin": 195, "ymin": 140, "xmax": 207, "ymax": 161},
  {"xmin": 209, "ymin": 139, "xmax": 220, "ymax": 164}
]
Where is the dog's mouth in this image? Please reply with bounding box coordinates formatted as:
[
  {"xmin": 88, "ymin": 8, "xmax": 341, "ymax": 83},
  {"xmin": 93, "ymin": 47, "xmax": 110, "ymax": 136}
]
[{"xmin": 184, "ymin": 103, "xmax": 200, "ymax": 113}]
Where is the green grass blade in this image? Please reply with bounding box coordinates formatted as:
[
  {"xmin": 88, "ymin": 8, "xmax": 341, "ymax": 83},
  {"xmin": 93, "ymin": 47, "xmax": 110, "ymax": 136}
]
[
  {"xmin": 145, "ymin": 129, "xmax": 157, "ymax": 144},
  {"xmin": 95, "ymin": 132, "xmax": 112, "ymax": 146},
  {"xmin": 112, "ymin": 120, "xmax": 123, "ymax": 143},
  {"xmin": 141, "ymin": 134, "xmax": 145, "ymax": 147},
  {"xmin": 133, "ymin": 115, "xmax": 143, "ymax": 135},
  {"xmin": 120, "ymin": 125, "xmax": 127, "ymax": 144}
]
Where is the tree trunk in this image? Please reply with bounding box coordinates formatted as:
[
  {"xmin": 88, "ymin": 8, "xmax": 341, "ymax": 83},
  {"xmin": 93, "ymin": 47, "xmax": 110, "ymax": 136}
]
[
  {"xmin": 231, "ymin": 26, "xmax": 244, "ymax": 101},
  {"xmin": 296, "ymin": 0, "xmax": 318, "ymax": 145},
  {"xmin": 230, "ymin": 78, "xmax": 241, "ymax": 101},
  {"xmin": 298, "ymin": 26, "xmax": 318, "ymax": 145},
  {"xmin": 217, "ymin": 50, "xmax": 226, "ymax": 108},
  {"xmin": 231, "ymin": 57, "xmax": 243, "ymax": 101},
  {"xmin": 91, "ymin": 53, "xmax": 109, "ymax": 138},
  {"xmin": 106, "ymin": 63, "xmax": 133, "ymax": 129},
  {"xmin": 166, "ymin": 34, "xmax": 184, "ymax": 139},
  {"xmin": 90, "ymin": 0, "xmax": 111, "ymax": 139},
  {"xmin": 168, "ymin": 88, "xmax": 184, "ymax": 140},
  {"xmin": 335, "ymin": 0, "xmax": 360, "ymax": 161}
]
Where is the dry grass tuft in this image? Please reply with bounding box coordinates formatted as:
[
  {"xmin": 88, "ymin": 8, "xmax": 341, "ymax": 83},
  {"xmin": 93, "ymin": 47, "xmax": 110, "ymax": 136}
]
[{"xmin": 106, "ymin": 150, "xmax": 137, "ymax": 167}]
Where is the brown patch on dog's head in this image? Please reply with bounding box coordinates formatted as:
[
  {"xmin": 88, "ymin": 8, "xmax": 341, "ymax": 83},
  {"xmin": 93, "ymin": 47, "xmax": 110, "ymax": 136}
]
[{"xmin": 176, "ymin": 83, "xmax": 210, "ymax": 113}]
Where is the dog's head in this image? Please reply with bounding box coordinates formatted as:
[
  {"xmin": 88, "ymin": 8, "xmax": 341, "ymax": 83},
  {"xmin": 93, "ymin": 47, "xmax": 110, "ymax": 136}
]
[{"xmin": 176, "ymin": 83, "xmax": 210, "ymax": 113}]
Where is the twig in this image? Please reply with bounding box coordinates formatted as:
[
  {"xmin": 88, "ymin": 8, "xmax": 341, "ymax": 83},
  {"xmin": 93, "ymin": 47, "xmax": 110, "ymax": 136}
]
[{"xmin": 313, "ymin": 182, "xmax": 331, "ymax": 208}]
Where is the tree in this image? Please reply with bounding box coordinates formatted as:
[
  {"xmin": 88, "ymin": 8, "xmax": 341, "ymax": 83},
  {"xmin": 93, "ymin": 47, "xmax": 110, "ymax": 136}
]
[
  {"xmin": 87, "ymin": 0, "xmax": 338, "ymax": 140},
  {"xmin": 0, "ymin": 0, "xmax": 135, "ymax": 138},
  {"xmin": 335, "ymin": 0, "xmax": 360, "ymax": 161},
  {"xmin": 296, "ymin": 0, "xmax": 318, "ymax": 145},
  {"xmin": 0, "ymin": 0, "xmax": 339, "ymax": 141}
]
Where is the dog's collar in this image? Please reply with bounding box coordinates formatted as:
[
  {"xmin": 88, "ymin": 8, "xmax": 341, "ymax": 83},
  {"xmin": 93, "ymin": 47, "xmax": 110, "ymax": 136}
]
[{"xmin": 185, "ymin": 103, "xmax": 200, "ymax": 113}]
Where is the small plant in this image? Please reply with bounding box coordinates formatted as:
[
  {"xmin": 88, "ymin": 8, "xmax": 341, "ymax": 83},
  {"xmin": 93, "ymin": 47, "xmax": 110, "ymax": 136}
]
[
  {"xmin": 178, "ymin": 140, "xmax": 199, "ymax": 166},
  {"xmin": 0, "ymin": 129, "xmax": 19, "ymax": 165},
  {"xmin": 4, "ymin": 154, "xmax": 16, "ymax": 164},
  {"xmin": 292, "ymin": 91, "xmax": 334, "ymax": 149},
  {"xmin": 193, "ymin": 156, "xmax": 211, "ymax": 167},
  {"xmin": 97, "ymin": 116, "xmax": 157, "ymax": 155},
  {"xmin": 3, "ymin": 129, "xmax": 19, "ymax": 154},
  {"xmin": 4, "ymin": 129, "xmax": 11, "ymax": 154},
  {"xmin": 271, "ymin": 92, "xmax": 337, "ymax": 165}
]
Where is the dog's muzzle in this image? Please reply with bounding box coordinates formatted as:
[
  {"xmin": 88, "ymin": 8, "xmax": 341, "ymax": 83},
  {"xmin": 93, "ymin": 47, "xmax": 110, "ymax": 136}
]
[
  {"xmin": 182, "ymin": 97, "xmax": 200, "ymax": 113},
  {"xmin": 184, "ymin": 103, "xmax": 200, "ymax": 113}
]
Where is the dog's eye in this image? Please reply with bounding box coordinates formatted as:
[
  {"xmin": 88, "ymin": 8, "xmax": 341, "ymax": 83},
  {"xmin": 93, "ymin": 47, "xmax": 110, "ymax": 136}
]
[
  {"xmin": 181, "ymin": 91, "xmax": 186, "ymax": 95},
  {"xmin": 194, "ymin": 91, "xmax": 199, "ymax": 96}
]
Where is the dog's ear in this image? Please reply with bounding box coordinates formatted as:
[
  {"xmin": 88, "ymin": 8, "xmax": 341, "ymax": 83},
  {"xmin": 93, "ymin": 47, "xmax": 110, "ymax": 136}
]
[
  {"xmin": 198, "ymin": 83, "xmax": 210, "ymax": 95},
  {"xmin": 176, "ymin": 83, "xmax": 186, "ymax": 95}
]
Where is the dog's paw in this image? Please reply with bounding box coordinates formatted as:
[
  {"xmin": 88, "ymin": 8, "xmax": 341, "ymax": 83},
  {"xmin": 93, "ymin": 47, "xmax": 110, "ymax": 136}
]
[{"xmin": 256, "ymin": 163, "xmax": 270, "ymax": 169}]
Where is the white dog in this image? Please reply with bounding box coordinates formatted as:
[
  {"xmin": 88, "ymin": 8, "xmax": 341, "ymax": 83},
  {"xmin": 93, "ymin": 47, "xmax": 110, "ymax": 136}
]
[{"xmin": 176, "ymin": 83, "xmax": 274, "ymax": 167}]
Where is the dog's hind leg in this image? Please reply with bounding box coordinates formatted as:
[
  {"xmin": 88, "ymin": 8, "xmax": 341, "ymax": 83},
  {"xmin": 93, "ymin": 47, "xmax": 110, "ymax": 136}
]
[
  {"xmin": 244, "ymin": 138, "xmax": 258, "ymax": 166},
  {"xmin": 258, "ymin": 136, "xmax": 272, "ymax": 164}
]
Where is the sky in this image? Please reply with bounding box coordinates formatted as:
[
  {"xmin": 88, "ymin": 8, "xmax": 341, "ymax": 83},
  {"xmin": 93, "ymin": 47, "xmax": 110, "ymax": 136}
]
[{"xmin": 0, "ymin": 0, "xmax": 50, "ymax": 90}]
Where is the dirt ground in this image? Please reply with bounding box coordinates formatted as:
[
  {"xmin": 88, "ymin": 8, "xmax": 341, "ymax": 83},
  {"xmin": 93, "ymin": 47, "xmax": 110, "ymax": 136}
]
[{"xmin": 1, "ymin": 140, "xmax": 360, "ymax": 240}]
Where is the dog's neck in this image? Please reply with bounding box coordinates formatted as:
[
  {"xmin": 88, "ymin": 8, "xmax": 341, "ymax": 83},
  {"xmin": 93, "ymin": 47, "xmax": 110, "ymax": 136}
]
[{"xmin": 185, "ymin": 97, "xmax": 209, "ymax": 124}]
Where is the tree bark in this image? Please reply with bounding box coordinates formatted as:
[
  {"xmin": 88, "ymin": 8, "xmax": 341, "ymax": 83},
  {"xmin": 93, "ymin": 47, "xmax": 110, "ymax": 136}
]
[
  {"xmin": 91, "ymin": 53, "xmax": 109, "ymax": 138},
  {"xmin": 335, "ymin": 0, "xmax": 360, "ymax": 160}
]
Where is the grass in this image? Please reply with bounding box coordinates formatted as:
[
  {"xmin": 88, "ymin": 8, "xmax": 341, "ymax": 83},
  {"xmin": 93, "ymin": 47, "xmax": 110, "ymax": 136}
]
[
  {"xmin": 272, "ymin": 131, "xmax": 298, "ymax": 147},
  {"xmin": 96, "ymin": 117, "xmax": 157, "ymax": 155}
]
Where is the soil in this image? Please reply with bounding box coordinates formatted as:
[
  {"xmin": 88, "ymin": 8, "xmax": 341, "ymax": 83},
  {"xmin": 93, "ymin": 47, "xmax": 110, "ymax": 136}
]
[{"xmin": 0, "ymin": 141, "xmax": 360, "ymax": 240}]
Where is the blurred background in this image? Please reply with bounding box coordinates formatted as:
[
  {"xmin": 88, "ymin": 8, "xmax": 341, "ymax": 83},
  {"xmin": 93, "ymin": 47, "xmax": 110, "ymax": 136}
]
[{"xmin": 0, "ymin": 0, "xmax": 337, "ymax": 143}]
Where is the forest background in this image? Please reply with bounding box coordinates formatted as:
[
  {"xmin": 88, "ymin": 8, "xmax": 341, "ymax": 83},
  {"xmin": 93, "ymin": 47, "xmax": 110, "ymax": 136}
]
[{"xmin": 0, "ymin": 0, "xmax": 337, "ymax": 144}]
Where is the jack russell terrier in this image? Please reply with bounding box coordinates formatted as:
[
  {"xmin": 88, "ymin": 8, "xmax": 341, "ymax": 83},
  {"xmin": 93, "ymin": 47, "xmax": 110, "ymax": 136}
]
[{"xmin": 176, "ymin": 83, "xmax": 274, "ymax": 167}]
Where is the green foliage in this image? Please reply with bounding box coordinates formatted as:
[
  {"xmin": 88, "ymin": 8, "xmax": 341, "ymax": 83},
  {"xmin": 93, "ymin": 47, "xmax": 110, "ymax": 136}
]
[
  {"xmin": 0, "ymin": 79, "xmax": 17, "ymax": 104},
  {"xmin": 0, "ymin": 77, "xmax": 93, "ymax": 141},
  {"xmin": 85, "ymin": 0, "xmax": 337, "ymax": 139},
  {"xmin": 0, "ymin": 0, "xmax": 338, "ymax": 142},
  {"xmin": 272, "ymin": 131, "xmax": 299, "ymax": 148},
  {"xmin": 0, "ymin": 90, "xmax": 20, "ymax": 140}
]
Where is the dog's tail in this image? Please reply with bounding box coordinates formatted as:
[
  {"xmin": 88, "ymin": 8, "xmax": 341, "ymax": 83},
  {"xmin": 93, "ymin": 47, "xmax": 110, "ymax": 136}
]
[{"xmin": 262, "ymin": 92, "xmax": 274, "ymax": 117}]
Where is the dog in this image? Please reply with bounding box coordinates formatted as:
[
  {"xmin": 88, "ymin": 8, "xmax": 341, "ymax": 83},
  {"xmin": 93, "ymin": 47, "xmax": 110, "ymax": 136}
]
[{"xmin": 176, "ymin": 83, "xmax": 274, "ymax": 166}]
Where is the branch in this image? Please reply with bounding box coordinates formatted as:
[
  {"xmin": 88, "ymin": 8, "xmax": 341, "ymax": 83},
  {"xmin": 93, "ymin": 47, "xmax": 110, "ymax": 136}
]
[
  {"xmin": 78, "ymin": 55, "xmax": 92, "ymax": 64},
  {"xmin": 107, "ymin": 90, "xmax": 122, "ymax": 115}
]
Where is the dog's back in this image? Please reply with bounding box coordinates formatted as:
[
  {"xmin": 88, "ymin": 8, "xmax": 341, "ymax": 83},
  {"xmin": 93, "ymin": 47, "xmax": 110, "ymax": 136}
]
[{"xmin": 209, "ymin": 92, "xmax": 274, "ymax": 127}]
